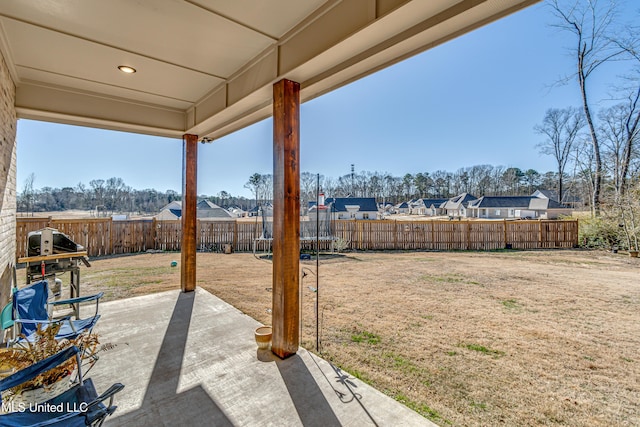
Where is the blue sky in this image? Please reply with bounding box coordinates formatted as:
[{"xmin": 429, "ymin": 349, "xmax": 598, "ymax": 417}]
[{"xmin": 16, "ymin": 1, "xmax": 637, "ymax": 198}]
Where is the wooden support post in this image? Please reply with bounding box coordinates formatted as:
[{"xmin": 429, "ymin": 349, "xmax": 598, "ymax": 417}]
[
  {"xmin": 181, "ymin": 134, "xmax": 198, "ymax": 293},
  {"xmin": 271, "ymin": 79, "xmax": 301, "ymax": 359}
]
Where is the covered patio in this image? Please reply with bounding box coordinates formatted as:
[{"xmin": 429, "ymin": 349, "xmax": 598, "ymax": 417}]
[{"xmin": 90, "ymin": 287, "xmax": 433, "ymax": 426}]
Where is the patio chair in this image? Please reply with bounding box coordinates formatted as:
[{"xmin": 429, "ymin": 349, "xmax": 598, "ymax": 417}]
[
  {"xmin": 0, "ymin": 345, "xmax": 124, "ymax": 426},
  {"xmin": 11, "ymin": 280, "xmax": 103, "ymax": 344},
  {"xmin": 1, "ymin": 302, "xmax": 13, "ymax": 345}
]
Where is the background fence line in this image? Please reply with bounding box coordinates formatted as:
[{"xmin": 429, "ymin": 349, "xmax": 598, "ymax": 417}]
[{"xmin": 15, "ymin": 218, "xmax": 579, "ymax": 259}]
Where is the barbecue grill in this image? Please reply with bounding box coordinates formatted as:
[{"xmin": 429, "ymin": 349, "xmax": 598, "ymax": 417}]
[{"xmin": 18, "ymin": 227, "xmax": 91, "ymax": 317}]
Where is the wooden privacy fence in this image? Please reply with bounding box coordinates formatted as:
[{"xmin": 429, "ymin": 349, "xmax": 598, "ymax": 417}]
[
  {"xmin": 337, "ymin": 219, "xmax": 579, "ymax": 251},
  {"xmin": 15, "ymin": 217, "xmax": 579, "ymax": 259}
]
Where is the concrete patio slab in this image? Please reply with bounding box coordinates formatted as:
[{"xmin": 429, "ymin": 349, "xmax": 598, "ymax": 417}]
[{"xmin": 89, "ymin": 288, "xmax": 435, "ymax": 426}]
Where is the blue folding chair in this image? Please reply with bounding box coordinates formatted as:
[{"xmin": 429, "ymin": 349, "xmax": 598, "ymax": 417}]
[
  {"xmin": 0, "ymin": 345, "xmax": 124, "ymax": 426},
  {"xmin": 1, "ymin": 302, "xmax": 13, "ymax": 345},
  {"xmin": 11, "ymin": 280, "xmax": 103, "ymax": 344}
]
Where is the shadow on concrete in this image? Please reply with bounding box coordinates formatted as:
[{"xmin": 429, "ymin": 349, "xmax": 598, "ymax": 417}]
[
  {"xmin": 326, "ymin": 361, "xmax": 380, "ymax": 427},
  {"xmin": 276, "ymin": 354, "xmax": 341, "ymax": 427},
  {"xmin": 110, "ymin": 291, "xmax": 233, "ymax": 426}
]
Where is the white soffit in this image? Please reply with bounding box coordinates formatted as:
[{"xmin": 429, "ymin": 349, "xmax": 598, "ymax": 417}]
[{"xmin": 0, "ymin": 0, "xmax": 539, "ymax": 140}]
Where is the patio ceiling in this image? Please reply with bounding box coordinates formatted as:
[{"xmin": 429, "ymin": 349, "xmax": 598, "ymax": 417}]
[{"xmin": 0, "ymin": 0, "xmax": 539, "ymax": 140}]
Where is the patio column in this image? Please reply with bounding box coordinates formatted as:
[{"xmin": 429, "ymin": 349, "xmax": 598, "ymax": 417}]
[
  {"xmin": 272, "ymin": 79, "xmax": 300, "ymax": 358},
  {"xmin": 181, "ymin": 133, "xmax": 198, "ymax": 292}
]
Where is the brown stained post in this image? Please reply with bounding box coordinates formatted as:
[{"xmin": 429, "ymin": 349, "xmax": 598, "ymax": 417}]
[
  {"xmin": 271, "ymin": 79, "xmax": 300, "ymax": 359},
  {"xmin": 181, "ymin": 134, "xmax": 198, "ymax": 292}
]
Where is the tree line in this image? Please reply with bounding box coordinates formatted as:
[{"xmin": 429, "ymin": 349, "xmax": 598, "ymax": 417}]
[
  {"xmin": 244, "ymin": 167, "xmax": 577, "ymax": 210},
  {"xmin": 18, "ymin": 164, "xmax": 566, "ymax": 215},
  {"xmin": 18, "ymin": 176, "xmax": 252, "ymax": 216}
]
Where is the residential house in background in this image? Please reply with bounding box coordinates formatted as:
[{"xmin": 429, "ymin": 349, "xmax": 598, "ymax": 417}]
[
  {"xmin": 466, "ymin": 195, "xmax": 571, "ymax": 219},
  {"xmin": 155, "ymin": 200, "xmax": 232, "ymax": 220},
  {"xmin": 324, "ymin": 197, "xmax": 379, "ymax": 220},
  {"xmin": 531, "ymin": 189, "xmax": 558, "ymax": 201},
  {"xmin": 532, "ymin": 189, "xmax": 583, "ymax": 209},
  {"xmin": 155, "ymin": 201, "xmax": 183, "ymax": 220},
  {"xmin": 196, "ymin": 200, "xmax": 233, "ymax": 219},
  {"xmin": 395, "ymin": 201, "xmax": 409, "ymax": 214},
  {"xmin": 442, "ymin": 193, "xmax": 476, "ymax": 217},
  {"xmin": 410, "ymin": 198, "xmax": 448, "ymax": 216},
  {"xmin": 395, "ymin": 190, "xmax": 574, "ymax": 220},
  {"xmin": 248, "ymin": 203, "xmax": 273, "ymax": 217},
  {"xmin": 227, "ymin": 207, "xmax": 247, "ymax": 218}
]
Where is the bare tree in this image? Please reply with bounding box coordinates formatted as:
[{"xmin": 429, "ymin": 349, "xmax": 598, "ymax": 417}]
[
  {"xmin": 259, "ymin": 174, "xmax": 273, "ymax": 204},
  {"xmin": 549, "ymin": 0, "xmax": 626, "ymax": 214},
  {"xmin": 401, "ymin": 174, "xmax": 414, "ymax": 200},
  {"xmin": 21, "ymin": 173, "xmax": 36, "ymax": 216},
  {"xmin": 608, "ymin": 26, "xmax": 640, "ymax": 198},
  {"xmin": 300, "ymin": 172, "xmax": 317, "ymax": 207},
  {"xmin": 535, "ymin": 107, "xmax": 585, "ymax": 202},
  {"xmin": 321, "ymin": 176, "xmax": 337, "ymax": 198},
  {"xmin": 599, "ymin": 101, "xmax": 640, "ymax": 199},
  {"xmin": 89, "ymin": 179, "xmax": 106, "ymax": 215},
  {"xmin": 523, "ymin": 169, "xmax": 541, "ymax": 195},
  {"xmin": 413, "ymin": 172, "xmax": 430, "ymax": 198},
  {"xmin": 431, "ymin": 170, "xmax": 451, "ymax": 198},
  {"xmin": 382, "ymin": 174, "xmax": 402, "ymax": 204},
  {"xmin": 502, "ymin": 167, "xmax": 525, "ymax": 195},
  {"xmin": 244, "ymin": 173, "xmax": 262, "ymax": 207}
]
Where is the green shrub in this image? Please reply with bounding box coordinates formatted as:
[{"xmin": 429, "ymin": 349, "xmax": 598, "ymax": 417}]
[{"xmin": 578, "ymin": 216, "xmax": 621, "ymax": 249}]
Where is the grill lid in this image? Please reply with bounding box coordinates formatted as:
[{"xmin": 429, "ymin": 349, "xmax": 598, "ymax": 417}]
[{"xmin": 27, "ymin": 227, "xmax": 85, "ymax": 257}]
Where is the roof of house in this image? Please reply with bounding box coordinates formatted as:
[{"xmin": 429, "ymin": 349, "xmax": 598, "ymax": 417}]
[
  {"xmin": 396, "ymin": 202, "xmax": 409, "ymax": 209},
  {"xmin": 159, "ymin": 199, "xmax": 234, "ymax": 218},
  {"xmin": 468, "ymin": 196, "xmax": 538, "ymax": 209},
  {"xmin": 155, "ymin": 209, "xmax": 180, "ymax": 220},
  {"xmin": 196, "ymin": 200, "xmax": 232, "ymax": 218},
  {"xmin": 468, "ymin": 196, "xmax": 568, "ymax": 210},
  {"xmin": 538, "ymin": 198, "xmax": 566, "ymax": 209},
  {"xmin": 159, "ymin": 200, "xmax": 182, "ymax": 211},
  {"xmin": 197, "ymin": 200, "xmax": 221, "ymax": 209},
  {"xmin": 532, "ymin": 189, "xmax": 559, "ymax": 201},
  {"xmin": 535, "ymin": 189, "xmax": 582, "ymax": 205},
  {"xmin": 325, "ymin": 197, "xmax": 378, "ymax": 212},
  {"xmin": 443, "ymin": 193, "xmax": 476, "ymax": 210},
  {"xmin": 419, "ymin": 198, "xmax": 449, "ymax": 208}
]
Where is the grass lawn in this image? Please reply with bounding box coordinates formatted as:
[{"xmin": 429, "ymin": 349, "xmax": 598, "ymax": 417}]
[{"xmin": 41, "ymin": 249, "xmax": 640, "ymax": 426}]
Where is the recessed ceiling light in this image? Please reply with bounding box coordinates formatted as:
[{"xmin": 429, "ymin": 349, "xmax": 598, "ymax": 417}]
[{"xmin": 118, "ymin": 65, "xmax": 136, "ymax": 74}]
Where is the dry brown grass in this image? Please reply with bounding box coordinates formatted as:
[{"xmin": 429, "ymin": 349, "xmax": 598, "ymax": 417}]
[{"xmin": 39, "ymin": 249, "xmax": 640, "ymax": 426}]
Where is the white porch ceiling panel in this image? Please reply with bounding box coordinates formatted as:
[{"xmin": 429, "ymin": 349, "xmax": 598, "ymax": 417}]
[{"xmin": 0, "ymin": 0, "xmax": 539, "ymax": 140}]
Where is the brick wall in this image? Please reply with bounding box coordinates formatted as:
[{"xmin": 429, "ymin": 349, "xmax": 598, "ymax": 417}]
[{"xmin": 0, "ymin": 51, "xmax": 17, "ymax": 303}]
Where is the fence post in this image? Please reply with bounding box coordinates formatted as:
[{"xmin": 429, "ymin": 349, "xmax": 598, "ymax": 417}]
[
  {"xmin": 539, "ymin": 220, "xmax": 544, "ymax": 249},
  {"xmin": 393, "ymin": 221, "xmax": 398, "ymax": 250},
  {"xmin": 430, "ymin": 221, "xmax": 435, "ymax": 250},
  {"xmin": 108, "ymin": 218, "xmax": 113, "ymax": 255},
  {"xmin": 503, "ymin": 219, "xmax": 508, "ymax": 249},
  {"xmin": 152, "ymin": 218, "xmax": 157, "ymax": 250},
  {"xmin": 233, "ymin": 220, "xmax": 238, "ymax": 250}
]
